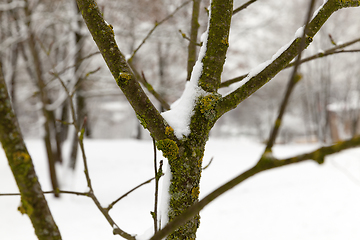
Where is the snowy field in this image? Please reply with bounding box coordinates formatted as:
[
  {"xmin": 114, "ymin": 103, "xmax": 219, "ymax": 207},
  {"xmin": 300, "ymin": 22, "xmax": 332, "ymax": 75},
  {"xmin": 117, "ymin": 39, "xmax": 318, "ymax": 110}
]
[{"xmin": 1, "ymin": 138, "xmax": 360, "ymax": 240}]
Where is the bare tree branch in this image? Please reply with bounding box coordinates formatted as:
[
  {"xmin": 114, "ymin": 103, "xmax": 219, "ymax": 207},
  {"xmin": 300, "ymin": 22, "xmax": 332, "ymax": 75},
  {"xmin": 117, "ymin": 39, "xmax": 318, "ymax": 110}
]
[
  {"xmin": 220, "ymin": 37, "xmax": 360, "ymax": 88},
  {"xmin": 264, "ymin": 0, "xmax": 317, "ymax": 153},
  {"xmin": 106, "ymin": 177, "xmax": 156, "ymax": 212},
  {"xmin": 179, "ymin": 29, "xmax": 202, "ymax": 46},
  {"xmin": 233, "ymin": 0, "xmax": 258, "ymax": 15},
  {"xmin": 139, "ymin": 71, "xmax": 170, "ymax": 110},
  {"xmin": 287, "ymin": 38, "xmax": 360, "ymax": 67},
  {"xmin": 0, "ymin": 190, "xmax": 89, "ymax": 197}
]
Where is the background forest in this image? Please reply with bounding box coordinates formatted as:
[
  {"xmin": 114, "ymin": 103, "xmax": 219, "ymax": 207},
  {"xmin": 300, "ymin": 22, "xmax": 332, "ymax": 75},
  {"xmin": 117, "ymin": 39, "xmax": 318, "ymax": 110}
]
[{"xmin": 1, "ymin": 0, "xmax": 360, "ymax": 239}]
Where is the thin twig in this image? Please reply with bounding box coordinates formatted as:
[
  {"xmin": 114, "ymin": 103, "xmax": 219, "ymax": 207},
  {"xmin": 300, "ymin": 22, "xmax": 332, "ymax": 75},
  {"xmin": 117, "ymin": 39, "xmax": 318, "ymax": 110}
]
[
  {"xmin": 0, "ymin": 190, "xmax": 88, "ymax": 197},
  {"xmin": 71, "ymin": 67, "xmax": 101, "ymax": 96},
  {"xmin": 202, "ymin": 157, "xmax": 214, "ymax": 170},
  {"xmin": 52, "ymin": 66, "xmax": 135, "ymax": 239},
  {"xmin": 152, "ymin": 138, "xmax": 158, "ymax": 233},
  {"xmin": 233, "ymin": 0, "xmax": 258, "ymax": 15},
  {"xmin": 220, "ymin": 38, "xmax": 360, "ymax": 88},
  {"xmin": 128, "ymin": 0, "xmax": 192, "ymax": 62},
  {"xmin": 288, "ymin": 49, "xmax": 360, "ymax": 67},
  {"xmin": 53, "ymin": 51, "xmax": 100, "ymax": 76},
  {"xmin": 179, "ymin": 29, "xmax": 202, "ymax": 46},
  {"xmin": 0, "ymin": 192, "xmax": 21, "ymax": 196},
  {"xmin": 140, "ymin": 71, "xmax": 170, "ymax": 110},
  {"xmin": 106, "ymin": 177, "xmax": 156, "ymax": 212}
]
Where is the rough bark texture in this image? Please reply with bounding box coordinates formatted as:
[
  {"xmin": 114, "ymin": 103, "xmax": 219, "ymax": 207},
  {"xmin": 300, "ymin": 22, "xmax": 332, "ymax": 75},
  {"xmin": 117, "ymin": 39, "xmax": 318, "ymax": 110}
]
[
  {"xmin": 0, "ymin": 62, "xmax": 62, "ymax": 240},
  {"xmin": 198, "ymin": 0, "xmax": 232, "ymax": 92}
]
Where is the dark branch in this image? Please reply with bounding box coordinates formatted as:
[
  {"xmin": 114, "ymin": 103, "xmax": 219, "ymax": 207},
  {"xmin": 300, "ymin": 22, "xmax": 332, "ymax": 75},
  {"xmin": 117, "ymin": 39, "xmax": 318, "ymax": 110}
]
[
  {"xmin": 264, "ymin": 0, "xmax": 316, "ymax": 153},
  {"xmin": 220, "ymin": 37, "xmax": 360, "ymax": 88},
  {"xmin": 106, "ymin": 177, "xmax": 156, "ymax": 212}
]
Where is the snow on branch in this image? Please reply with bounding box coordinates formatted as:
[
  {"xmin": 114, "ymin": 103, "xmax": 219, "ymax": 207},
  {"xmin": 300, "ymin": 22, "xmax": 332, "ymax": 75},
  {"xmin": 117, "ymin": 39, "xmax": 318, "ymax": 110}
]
[
  {"xmin": 161, "ymin": 0, "xmax": 233, "ymax": 139},
  {"xmin": 161, "ymin": 13, "xmax": 209, "ymax": 139}
]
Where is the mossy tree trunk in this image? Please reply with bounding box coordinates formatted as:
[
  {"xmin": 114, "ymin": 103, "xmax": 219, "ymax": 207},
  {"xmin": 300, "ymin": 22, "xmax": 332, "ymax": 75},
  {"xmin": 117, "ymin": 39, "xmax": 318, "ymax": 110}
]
[
  {"xmin": 75, "ymin": 0, "xmax": 360, "ymax": 239},
  {"xmin": 0, "ymin": 62, "xmax": 62, "ymax": 240}
]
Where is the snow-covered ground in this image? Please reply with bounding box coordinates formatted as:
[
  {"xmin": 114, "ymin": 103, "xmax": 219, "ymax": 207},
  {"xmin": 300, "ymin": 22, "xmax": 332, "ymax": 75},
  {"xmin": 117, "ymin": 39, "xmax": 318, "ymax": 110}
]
[{"xmin": 1, "ymin": 138, "xmax": 360, "ymax": 239}]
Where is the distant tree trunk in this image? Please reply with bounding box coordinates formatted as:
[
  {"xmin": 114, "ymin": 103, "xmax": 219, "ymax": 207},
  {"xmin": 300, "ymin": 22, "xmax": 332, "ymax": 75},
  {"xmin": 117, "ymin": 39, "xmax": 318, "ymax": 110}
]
[
  {"xmin": 186, "ymin": 0, "xmax": 201, "ymax": 81},
  {"xmin": 0, "ymin": 61, "xmax": 62, "ymax": 240},
  {"xmin": 69, "ymin": 0, "xmax": 88, "ymax": 169},
  {"xmin": 9, "ymin": 46, "xmax": 19, "ymax": 105},
  {"xmin": 24, "ymin": 2, "xmax": 60, "ymax": 197}
]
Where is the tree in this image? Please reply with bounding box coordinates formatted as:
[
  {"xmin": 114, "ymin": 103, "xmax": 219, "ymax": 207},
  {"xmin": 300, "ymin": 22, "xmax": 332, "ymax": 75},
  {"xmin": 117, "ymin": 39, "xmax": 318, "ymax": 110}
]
[
  {"xmin": 1, "ymin": 0, "xmax": 360, "ymax": 239},
  {"xmin": 0, "ymin": 61, "xmax": 61, "ymax": 239}
]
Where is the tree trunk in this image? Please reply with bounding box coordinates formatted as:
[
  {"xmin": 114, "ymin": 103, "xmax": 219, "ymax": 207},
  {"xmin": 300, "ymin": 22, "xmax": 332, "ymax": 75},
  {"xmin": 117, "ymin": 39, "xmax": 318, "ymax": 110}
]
[
  {"xmin": 70, "ymin": 0, "xmax": 88, "ymax": 169},
  {"xmin": 24, "ymin": 2, "xmax": 60, "ymax": 196},
  {"xmin": 0, "ymin": 61, "xmax": 62, "ymax": 240}
]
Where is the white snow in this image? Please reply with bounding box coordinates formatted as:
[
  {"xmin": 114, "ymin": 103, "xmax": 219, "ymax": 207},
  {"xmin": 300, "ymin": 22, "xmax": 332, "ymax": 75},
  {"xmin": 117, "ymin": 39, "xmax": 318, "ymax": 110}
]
[
  {"xmin": 161, "ymin": 81, "xmax": 204, "ymax": 139},
  {"xmin": 1, "ymin": 138, "xmax": 360, "ymax": 240},
  {"xmin": 158, "ymin": 159, "xmax": 171, "ymax": 230},
  {"xmin": 294, "ymin": 26, "xmax": 304, "ymax": 38}
]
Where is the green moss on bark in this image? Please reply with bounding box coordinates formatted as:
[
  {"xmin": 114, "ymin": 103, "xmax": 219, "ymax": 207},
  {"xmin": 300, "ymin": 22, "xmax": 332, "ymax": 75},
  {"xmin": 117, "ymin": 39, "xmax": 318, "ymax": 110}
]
[{"xmin": 198, "ymin": 0, "xmax": 233, "ymax": 92}]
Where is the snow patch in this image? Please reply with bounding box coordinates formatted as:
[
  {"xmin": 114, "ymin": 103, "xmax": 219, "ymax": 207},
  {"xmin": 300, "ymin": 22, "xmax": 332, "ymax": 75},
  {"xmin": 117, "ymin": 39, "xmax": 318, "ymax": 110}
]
[
  {"xmin": 294, "ymin": 26, "xmax": 304, "ymax": 38},
  {"xmin": 158, "ymin": 159, "xmax": 172, "ymax": 230},
  {"xmin": 161, "ymin": 82, "xmax": 206, "ymax": 139}
]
